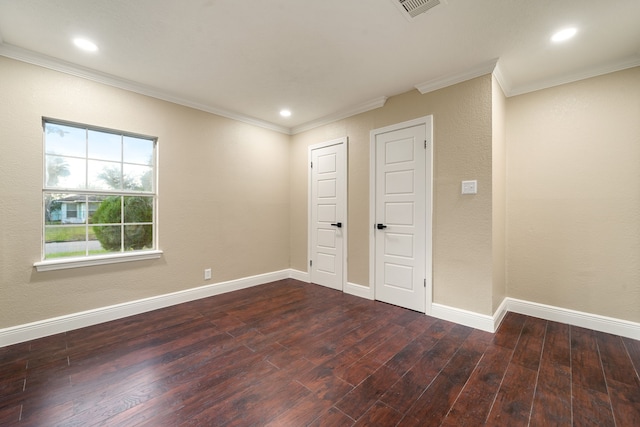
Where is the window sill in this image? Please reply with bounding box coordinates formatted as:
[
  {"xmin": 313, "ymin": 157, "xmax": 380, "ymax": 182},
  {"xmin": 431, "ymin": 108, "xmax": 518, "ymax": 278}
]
[{"xmin": 34, "ymin": 250, "xmax": 163, "ymax": 272}]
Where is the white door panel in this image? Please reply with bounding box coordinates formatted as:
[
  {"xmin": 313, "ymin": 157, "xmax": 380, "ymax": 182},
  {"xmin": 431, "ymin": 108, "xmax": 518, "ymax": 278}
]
[
  {"xmin": 317, "ymin": 179, "xmax": 336, "ymax": 198},
  {"xmin": 385, "ymin": 170, "xmax": 414, "ymax": 194},
  {"xmin": 385, "ymin": 232, "xmax": 414, "ymax": 258},
  {"xmin": 317, "ymin": 204, "xmax": 336, "ymax": 222},
  {"xmin": 373, "ymin": 120, "xmax": 431, "ymax": 312},
  {"xmin": 317, "ymin": 228, "xmax": 336, "ymax": 248},
  {"xmin": 310, "ymin": 139, "xmax": 347, "ymax": 291},
  {"xmin": 386, "ymin": 202, "xmax": 414, "ymax": 225},
  {"xmin": 384, "ymin": 263, "xmax": 414, "ymax": 290}
]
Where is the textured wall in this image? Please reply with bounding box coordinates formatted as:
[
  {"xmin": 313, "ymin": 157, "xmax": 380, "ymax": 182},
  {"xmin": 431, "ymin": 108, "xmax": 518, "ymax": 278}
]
[
  {"xmin": 291, "ymin": 76, "xmax": 495, "ymax": 315},
  {"xmin": 506, "ymin": 67, "xmax": 640, "ymax": 322},
  {"xmin": 0, "ymin": 57, "xmax": 290, "ymax": 328}
]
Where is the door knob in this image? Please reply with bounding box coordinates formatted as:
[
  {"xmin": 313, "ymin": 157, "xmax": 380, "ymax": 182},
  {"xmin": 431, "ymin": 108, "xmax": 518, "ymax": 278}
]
[
  {"xmin": 376, "ymin": 224, "xmax": 387, "ymax": 230},
  {"xmin": 331, "ymin": 222, "xmax": 342, "ymax": 228}
]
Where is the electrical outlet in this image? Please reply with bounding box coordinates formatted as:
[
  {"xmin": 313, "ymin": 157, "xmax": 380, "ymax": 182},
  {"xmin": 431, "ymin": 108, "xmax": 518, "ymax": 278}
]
[
  {"xmin": 204, "ymin": 268, "xmax": 212, "ymax": 280},
  {"xmin": 461, "ymin": 180, "xmax": 477, "ymax": 195}
]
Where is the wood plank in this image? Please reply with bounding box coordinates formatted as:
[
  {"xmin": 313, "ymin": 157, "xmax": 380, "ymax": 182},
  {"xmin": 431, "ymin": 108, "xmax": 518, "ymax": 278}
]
[
  {"xmin": 308, "ymin": 407, "xmax": 354, "ymax": 427},
  {"xmin": 572, "ymin": 384, "xmax": 615, "ymax": 427},
  {"xmin": 379, "ymin": 323, "xmax": 470, "ymax": 414},
  {"xmin": 335, "ymin": 365, "xmax": 401, "ymax": 420},
  {"xmin": 571, "ymin": 326, "xmax": 608, "ymax": 394},
  {"xmin": 1, "ymin": 279, "xmax": 638, "ymax": 426},
  {"xmin": 384, "ymin": 331, "xmax": 440, "ymax": 376},
  {"xmin": 264, "ymin": 392, "xmax": 333, "ymax": 427},
  {"xmin": 529, "ymin": 321, "xmax": 572, "ymax": 427},
  {"xmin": 297, "ymin": 364, "xmax": 355, "ymax": 402},
  {"xmin": 485, "ymin": 363, "xmax": 537, "ymax": 426},
  {"xmin": 493, "ymin": 312, "xmax": 526, "ymax": 349},
  {"xmin": 606, "ymin": 378, "xmax": 640, "ymax": 427},
  {"xmin": 441, "ymin": 344, "xmax": 513, "ymax": 426},
  {"xmin": 596, "ymin": 331, "xmax": 638, "ymax": 385},
  {"xmin": 353, "ymin": 401, "xmax": 403, "ymax": 426},
  {"xmin": 511, "ymin": 316, "xmax": 546, "ymax": 371},
  {"xmin": 622, "ymin": 337, "xmax": 640, "ymax": 378},
  {"xmin": 403, "ymin": 330, "xmax": 486, "ymax": 425}
]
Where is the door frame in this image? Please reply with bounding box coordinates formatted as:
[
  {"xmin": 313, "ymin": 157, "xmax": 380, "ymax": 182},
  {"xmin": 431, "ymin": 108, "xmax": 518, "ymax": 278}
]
[
  {"xmin": 369, "ymin": 116, "xmax": 433, "ymax": 314},
  {"xmin": 308, "ymin": 136, "xmax": 348, "ymax": 291}
]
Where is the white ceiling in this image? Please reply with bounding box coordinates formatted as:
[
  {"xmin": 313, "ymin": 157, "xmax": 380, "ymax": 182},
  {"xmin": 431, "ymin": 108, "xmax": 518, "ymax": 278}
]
[{"xmin": 1, "ymin": 0, "xmax": 639, "ymax": 134}]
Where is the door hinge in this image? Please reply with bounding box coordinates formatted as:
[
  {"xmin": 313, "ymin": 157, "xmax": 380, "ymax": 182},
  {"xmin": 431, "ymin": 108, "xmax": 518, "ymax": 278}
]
[
  {"xmin": 310, "ymin": 161, "xmax": 313, "ymax": 168},
  {"xmin": 424, "ymin": 140, "xmax": 427, "ymax": 149},
  {"xmin": 310, "ymin": 260, "xmax": 313, "ymax": 267},
  {"xmin": 424, "ymin": 278, "xmax": 426, "ymax": 288}
]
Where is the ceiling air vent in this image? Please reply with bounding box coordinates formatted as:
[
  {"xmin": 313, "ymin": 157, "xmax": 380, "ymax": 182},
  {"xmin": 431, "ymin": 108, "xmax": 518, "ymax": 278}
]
[{"xmin": 392, "ymin": 0, "xmax": 444, "ymax": 21}]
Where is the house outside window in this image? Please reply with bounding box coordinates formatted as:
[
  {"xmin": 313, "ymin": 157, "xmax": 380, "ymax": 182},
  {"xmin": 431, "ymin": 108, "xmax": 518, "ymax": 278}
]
[{"xmin": 41, "ymin": 119, "xmax": 157, "ymax": 262}]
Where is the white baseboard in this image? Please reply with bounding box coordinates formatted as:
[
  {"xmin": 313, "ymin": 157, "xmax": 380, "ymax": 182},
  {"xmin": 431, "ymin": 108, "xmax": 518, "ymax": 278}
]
[
  {"xmin": 287, "ymin": 272, "xmax": 373, "ymax": 301},
  {"xmin": 428, "ymin": 297, "xmax": 640, "ymax": 340},
  {"xmin": 0, "ymin": 269, "xmax": 292, "ymax": 347},
  {"xmin": 430, "ymin": 303, "xmax": 498, "ymax": 333},
  {"xmin": 505, "ymin": 297, "xmax": 640, "ymax": 341},
  {"xmin": 4, "ymin": 273, "xmax": 639, "ymax": 347},
  {"xmin": 345, "ymin": 282, "xmax": 374, "ymax": 300},
  {"xmin": 289, "ymin": 269, "xmax": 309, "ymax": 282},
  {"xmin": 493, "ymin": 297, "xmax": 509, "ymax": 332}
]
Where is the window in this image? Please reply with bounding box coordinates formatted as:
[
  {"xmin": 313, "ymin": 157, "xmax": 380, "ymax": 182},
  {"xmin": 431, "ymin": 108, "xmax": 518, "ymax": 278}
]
[{"xmin": 37, "ymin": 119, "xmax": 160, "ymax": 270}]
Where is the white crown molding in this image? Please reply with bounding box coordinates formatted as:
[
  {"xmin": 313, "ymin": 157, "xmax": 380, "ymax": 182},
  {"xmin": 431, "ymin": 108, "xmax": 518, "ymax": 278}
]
[
  {"xmin": 506, "ymin": 54, "xmax": 640, "ymax": 97},
  {"xmin": 414, "ymin": 58, "xmax": 499, "ymax": 95},
  {"xmin": 0, "ymin": 43, "xmax": 291, "ymax": 135},
  {"xmin": 291, "ymin": 96, "xmax": 388, "ymax": 135},
  {"xmin": 492, "ymin": 61, "xmax": 512, "ymax": 96}
]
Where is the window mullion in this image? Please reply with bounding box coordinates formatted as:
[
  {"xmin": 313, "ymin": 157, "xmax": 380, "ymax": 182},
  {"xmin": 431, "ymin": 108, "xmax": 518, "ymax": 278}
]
[
  {"xmin": 121, "ymin": 195, "xmax": 125, "ymax": 252},
  {"xmin": 85, "ymin": 128, "xmax": 89, "ymax": 193},
  {"xmin": 85, "ymin": 194, "xmax": 89, "ymax": 256}
]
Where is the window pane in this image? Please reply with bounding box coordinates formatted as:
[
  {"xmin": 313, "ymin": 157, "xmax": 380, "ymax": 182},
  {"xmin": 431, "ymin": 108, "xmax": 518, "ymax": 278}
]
[
  {"xmin": 90, "ymin": 196, "xmax": 122, "ymax": 224},
  {"xmin": 124, "ymin": 196, "xmax": 153, "ymax": 223},
  {"xmin": 88, "ymin": 160, "xmax": 122, "ymax": 190},
  {"xmin": 123, "ymin": 136, "xmax": 154, "ymax": 165},
  {"xmin": 45, "ymin": 155, "xmax": 86, "ymax": 189},
  {"xmin": 88, "ymin": 130, "xmax": 121, "ymax": 161},
  {"xmin": 44, "ymin": 123, "xmax": 86, "ymax": 157},
  {"xmin": 44, "ymin": 225, "xmax": 88, "ymax": 259},
  {"xmin": 124, "ymin": 224, "xmax": 153, "ymax": 251},
  {"xmin": 92, "ymin": 225, "xmax": 122, "ymax": 253},
  {"xmin": 123, "ymin": 164, "xmax": 153, "ymax": 192},
  {"xmin": 45, "ymin": 193, "xmax": 87, "ymax": 225}
]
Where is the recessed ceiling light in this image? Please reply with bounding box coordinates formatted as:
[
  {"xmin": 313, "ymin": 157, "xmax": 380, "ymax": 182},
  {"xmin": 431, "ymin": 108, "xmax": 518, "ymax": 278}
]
[
  {"xmin": 73, "ymin": 38, "xmax": 98, "ymax": 52},
  {"xmin": 551, "ymin": 28, "xmax": 577, "ymax": 43},
  {"xmin": 280, "ymin": 109, "xmax": 292, "ymax": 117}
]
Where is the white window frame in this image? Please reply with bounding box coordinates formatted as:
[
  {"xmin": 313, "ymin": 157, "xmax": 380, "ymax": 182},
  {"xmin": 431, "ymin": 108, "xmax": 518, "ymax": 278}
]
[{"xmin": 34, "ymin": 118, "xmax": 162, "ymax": 272}]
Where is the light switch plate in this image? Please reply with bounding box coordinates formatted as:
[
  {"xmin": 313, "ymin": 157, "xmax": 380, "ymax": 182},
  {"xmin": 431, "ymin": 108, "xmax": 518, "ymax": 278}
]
[{"xmin": 461, "ymin": 180, "xmax": 477, "ymax": 195}]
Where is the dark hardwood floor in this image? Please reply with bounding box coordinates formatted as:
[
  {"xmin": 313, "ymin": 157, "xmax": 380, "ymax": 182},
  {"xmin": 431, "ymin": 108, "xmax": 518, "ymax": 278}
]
[{"xmin": 1, "ymin": 279, "xmax": 639, "ymax": 426}]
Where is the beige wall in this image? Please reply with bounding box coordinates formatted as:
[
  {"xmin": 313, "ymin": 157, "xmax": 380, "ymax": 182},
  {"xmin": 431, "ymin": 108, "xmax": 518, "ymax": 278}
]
[
  {"xmin": 291, "ymin": 76, "xmax": 497, "ymax": 315},
  {"xmin": 3, "ymin": 52, "xmax": 636, "ymax": 332},
  {"xmin": 0, "ymin": 57, "xmax": 291, "ymax": 328},
  {"xmin": 506, "ymin": 67, "xmax": 640, "ymax": 323},
  {"xmin": 492, "ymin": 75, "xmax": 507, "ymax": 311}
]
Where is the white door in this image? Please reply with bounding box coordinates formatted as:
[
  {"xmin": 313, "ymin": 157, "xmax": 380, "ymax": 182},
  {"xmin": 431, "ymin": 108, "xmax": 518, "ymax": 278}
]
[
  {"xmin": 372, "ymin": 119, "xmax": 431, "ymax": 312},
  {"xmin": 309, "ymin": 138, "xmax": 347, "ymax": 291}
]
